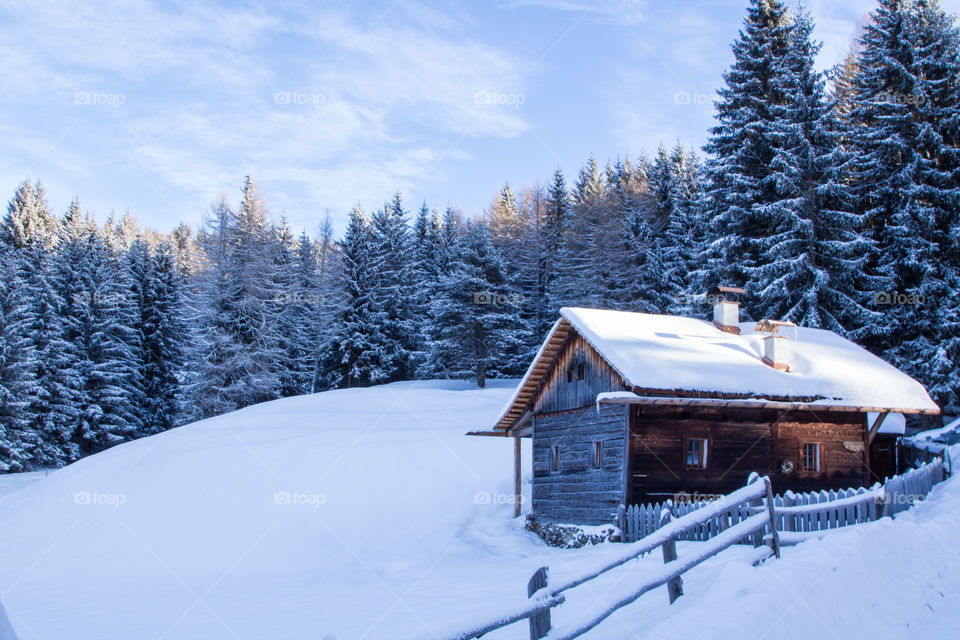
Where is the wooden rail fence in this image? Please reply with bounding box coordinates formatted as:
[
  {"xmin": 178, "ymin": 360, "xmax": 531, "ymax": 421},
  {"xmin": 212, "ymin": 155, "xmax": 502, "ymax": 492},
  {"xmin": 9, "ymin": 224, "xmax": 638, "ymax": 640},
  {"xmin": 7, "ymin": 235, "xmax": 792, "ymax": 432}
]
[
  {"xmin": 429, "ymin": 458, "xmax": 948, "ymax": 640},
  {"xmin": 431, "ymin": 474, "xmax": 780, "ymax": 640}
]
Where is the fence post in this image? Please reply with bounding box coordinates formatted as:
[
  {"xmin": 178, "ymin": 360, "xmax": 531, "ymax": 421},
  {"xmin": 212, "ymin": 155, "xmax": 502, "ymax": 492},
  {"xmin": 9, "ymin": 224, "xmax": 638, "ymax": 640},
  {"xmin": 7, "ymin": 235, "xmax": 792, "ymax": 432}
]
[
  {"xmin": 763, "ymin": 477, "xmax": 781, "ymax": 559},
  {"xmin": 527, "ymin": 567, "xmax": 551, "ymax": 640},
  {"xmin": 747, "ymin": 472, "xmax": 764, "ymax": 547},
  {"xmin": 617, "ymin": 503, "xmax": 626, "ymax": 543},
  {"xmin": 659, "ymin": 500, "xmax": 683, "ymax": 604}
]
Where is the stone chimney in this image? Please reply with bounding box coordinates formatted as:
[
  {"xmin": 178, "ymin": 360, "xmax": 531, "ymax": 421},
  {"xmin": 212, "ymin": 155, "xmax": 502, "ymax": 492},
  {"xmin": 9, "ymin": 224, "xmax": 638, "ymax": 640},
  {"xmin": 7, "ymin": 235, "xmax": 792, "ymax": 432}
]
[
  {"xmin": 754, "ymin": 319, "xmax": 798, "ymax": 371},
  {"xmin": 710, "ymin": 286, "xmax": 746, "ymax": 335}
]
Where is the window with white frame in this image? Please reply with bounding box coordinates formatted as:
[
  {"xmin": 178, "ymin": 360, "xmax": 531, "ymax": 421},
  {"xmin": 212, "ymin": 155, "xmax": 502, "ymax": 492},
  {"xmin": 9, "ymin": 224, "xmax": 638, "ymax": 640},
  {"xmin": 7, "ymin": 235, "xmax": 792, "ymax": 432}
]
[{"xmin": 801, "ymin": 442, "xmax": 821, "ymax": 472}]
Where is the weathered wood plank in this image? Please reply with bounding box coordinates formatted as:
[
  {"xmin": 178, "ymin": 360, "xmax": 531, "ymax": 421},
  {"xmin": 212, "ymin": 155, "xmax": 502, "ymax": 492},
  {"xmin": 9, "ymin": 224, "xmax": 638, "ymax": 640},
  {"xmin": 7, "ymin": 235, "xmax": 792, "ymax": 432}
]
[{"xmin": 528, "ymin": 567, "xmax": 551, "ymax": 640}]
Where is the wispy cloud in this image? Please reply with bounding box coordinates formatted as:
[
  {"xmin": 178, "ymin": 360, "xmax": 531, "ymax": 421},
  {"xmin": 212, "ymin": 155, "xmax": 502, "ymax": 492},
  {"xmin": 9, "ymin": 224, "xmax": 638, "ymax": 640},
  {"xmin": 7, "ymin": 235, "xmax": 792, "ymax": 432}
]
[
  {"xmin": 0, "ymin": 0, "xmax": 530, "ymax": 230},
  {"xmin": 501, "ymin": 0, "xmax": 646, "ymax": 25}
]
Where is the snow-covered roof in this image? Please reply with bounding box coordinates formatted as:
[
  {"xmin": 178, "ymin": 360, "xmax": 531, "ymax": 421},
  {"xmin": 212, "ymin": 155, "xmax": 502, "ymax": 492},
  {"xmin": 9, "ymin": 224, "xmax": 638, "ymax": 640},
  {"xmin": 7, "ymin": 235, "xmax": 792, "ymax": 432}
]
[{"xmin": 493, "ymin": 307, "xmax": 939, "ymax": 431}]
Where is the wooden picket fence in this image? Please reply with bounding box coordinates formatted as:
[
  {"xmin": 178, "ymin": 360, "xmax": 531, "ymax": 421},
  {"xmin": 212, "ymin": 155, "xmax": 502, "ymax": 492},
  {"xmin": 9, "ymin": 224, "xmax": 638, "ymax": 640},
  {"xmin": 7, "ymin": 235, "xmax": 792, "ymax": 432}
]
[{"xmin": 622, "ymin": 458, "xmax": 947, "ymax": 544}]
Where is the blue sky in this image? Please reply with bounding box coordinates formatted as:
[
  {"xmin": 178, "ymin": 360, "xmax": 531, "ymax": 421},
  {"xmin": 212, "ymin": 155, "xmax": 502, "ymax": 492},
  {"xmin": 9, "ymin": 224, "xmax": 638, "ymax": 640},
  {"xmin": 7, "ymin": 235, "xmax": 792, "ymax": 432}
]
[{"xmin": 2, "ymin": 0, "xmax": 958, "ymax": 235}]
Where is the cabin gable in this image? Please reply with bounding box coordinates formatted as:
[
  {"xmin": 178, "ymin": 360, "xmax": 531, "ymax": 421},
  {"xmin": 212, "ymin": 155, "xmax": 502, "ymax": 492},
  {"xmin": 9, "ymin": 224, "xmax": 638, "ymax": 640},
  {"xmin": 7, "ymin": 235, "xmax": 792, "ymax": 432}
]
[{"xmin": 533, "ymin": 331, "xmax": 629, "ymax": 415}]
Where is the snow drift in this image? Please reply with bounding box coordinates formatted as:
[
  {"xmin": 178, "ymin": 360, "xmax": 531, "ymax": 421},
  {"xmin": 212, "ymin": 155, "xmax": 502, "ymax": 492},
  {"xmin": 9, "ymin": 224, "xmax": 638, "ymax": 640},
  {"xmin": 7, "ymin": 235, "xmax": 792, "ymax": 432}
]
[{"xmin": 1, "ymin": 380, "xmax": 958, "ymax": 640}]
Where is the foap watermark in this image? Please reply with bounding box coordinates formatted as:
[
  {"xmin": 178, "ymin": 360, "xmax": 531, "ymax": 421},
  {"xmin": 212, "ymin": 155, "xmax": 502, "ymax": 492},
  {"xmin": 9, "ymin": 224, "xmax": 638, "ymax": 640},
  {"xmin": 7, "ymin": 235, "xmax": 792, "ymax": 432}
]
[
  {"xmin": 672, "ymin": 291, "xmax": 725, "ymax": 307},
  {"xmin": 473, "ymin": 291, "xmax": 525, "ymax": 306},
  {"xmin": 474, "ymin": 90, "xmax": 525, "ymax": 108},
  {"xmin": 673, "ymin": 490, "xmax": 723, "ymax": 504},
  {"xmin": 873, "ymin": 291, "xmax": 925, "ymax": 307},
  {"xmin": 74, "ymin": 291, "xmax": 125, "ymax": 307},
  {"xmin": 878, "ymin": 492, "xmax": 926, "ymax": 507},
  {"xmin": 274, "ymin": 291, "xmax": 327, "ymax": 306},
  {"xmin": 273, "ymin": 490, "xmax": 326, "ymax": 508},
  {"xmin": 74, "ymin": 91, "xmax": 125, "ymax": 108},
  {"xmin": 673, "ymin": 90, "xmax": 711, "ymax": 106},
  {"xmin": 274, "ymin": 91, "xmax": 326, "ymax": 107},
  {"xmin": 73, "ymin": 490, "xmax": 126, "ymax": 508},
  {"xmin": 876, "ymin": 91, "xmax": 926, "ymax": 106},
  {"xmin": 474, "ymin": 490, "xmax": 524, "ymax": 506}
]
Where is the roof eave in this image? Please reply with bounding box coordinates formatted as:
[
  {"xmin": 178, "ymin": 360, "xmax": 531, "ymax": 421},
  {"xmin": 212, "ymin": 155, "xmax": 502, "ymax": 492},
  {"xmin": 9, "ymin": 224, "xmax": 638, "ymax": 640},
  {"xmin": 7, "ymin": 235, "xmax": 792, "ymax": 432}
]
[{"xmin": 597, "ymin": 393, "xmax": 941, "ymax": 415}]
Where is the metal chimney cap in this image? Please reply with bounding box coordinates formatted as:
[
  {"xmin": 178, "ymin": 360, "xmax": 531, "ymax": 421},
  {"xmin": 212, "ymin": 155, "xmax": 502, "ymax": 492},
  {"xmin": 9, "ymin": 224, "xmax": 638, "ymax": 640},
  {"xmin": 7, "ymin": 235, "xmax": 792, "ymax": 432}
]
[
  {"xmin": 754, "ymin": 319, "xmax": 798, "ymax": 334},
  {"xmin": 708, "ymin": 285, "xmax": 747, "ymax": 302}
]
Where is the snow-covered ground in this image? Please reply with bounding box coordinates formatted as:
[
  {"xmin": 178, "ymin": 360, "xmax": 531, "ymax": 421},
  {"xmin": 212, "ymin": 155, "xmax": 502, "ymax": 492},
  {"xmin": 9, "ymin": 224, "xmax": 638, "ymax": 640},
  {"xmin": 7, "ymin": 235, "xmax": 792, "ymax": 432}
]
[{"xmin": 1, "ymin": 380, "xmax": 958, "ymax": 640}]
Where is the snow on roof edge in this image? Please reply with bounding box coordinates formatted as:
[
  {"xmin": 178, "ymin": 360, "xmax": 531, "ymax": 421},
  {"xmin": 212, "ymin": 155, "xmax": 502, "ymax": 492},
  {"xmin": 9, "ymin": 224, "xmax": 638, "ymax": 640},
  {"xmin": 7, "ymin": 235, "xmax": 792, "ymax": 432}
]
[{"xmin": 492, "ymin": 318, "xmax": 565, "ymax": 429}]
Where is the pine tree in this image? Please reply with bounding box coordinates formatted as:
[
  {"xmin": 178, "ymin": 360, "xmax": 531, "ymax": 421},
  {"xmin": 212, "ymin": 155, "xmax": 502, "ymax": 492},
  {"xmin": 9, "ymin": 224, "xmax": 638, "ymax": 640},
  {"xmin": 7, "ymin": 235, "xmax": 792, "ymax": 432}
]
[
  {"xmin": 130, "ymin": 240, "xmax": 185, "ymax": 434},
  {"xmin": 565, "ymin": 155, "xmax": 616, "ymax": 307},
  {"xmin": 1, "ymin": 179, "xmax": 58, "ymax": 250},
  {"xmin": 170, "ymin": 222, "xmax": 194, "ymax": 276},
  {"xmin": 542, "ymin": 168, "xmax": 570, "ymax": 321},
  {"xmin": 488, "ymin": 183, "xmax": 524, "ymax": 269},
  {"xmin": 847, "ymin": 0, "xmax": 960, "ymax": 411},
  {"xmin": 515, "ymin": 184, "xmax": 554, "ymax": 353},
  {"xmin": 327, "ymin": 206, "xmax": 391, "ymax": 387},
  {"xmin": 219, "ymin": 176, "xmax": 282, "ymax": 407},
  {"xmin": 272, "ymin": 215, "xmax": 305, "ymax": 397},
  {"xmin": 369, "ymin": 193, "xmax": 417, "ymax": 380},
  {"xmin": 753, "ymin": 9, "xmax": 879, "ymax": 334},
  {"xmin": 309, "ymin": 215, "xmax": 337, "ymax": 393},
  {"xmin": 184, "ymin": 179, "xmax": 284, "ymax": 417},
  {"xmin": 410, "ymin": 203, "xmax": 441, "ymax": 374},
  {"xmin": 664, "ymin": 144, "xmax": 706, "ymax": 315},
  {"xmin": 701, "ymin": 0, "xmax": 794, "ymax": 310},
  {"xmin": 80, "ymin": 233, "xmax": 144, "ymax": 453},
  {"xmin": 184, "ymin": 195, "xmax": 240, "ymax": 420},
  {"xmin": 428, "ymin": 220, "xmax": 527, "ymax": 387},
  {"xmin": 0, "ymin": 245, "xmax": 36, "ymax": 471}
]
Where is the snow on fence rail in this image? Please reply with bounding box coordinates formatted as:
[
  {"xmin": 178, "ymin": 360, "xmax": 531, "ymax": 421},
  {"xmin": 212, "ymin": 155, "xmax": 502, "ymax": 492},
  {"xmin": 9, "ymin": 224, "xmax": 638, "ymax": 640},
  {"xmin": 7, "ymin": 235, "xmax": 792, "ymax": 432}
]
[
  {"xmin": 903, "ymin": 431, "xmax": 955, "ymax": 472},
  {"xmin": 622, "ymin": 459, "xmax": 947, "ymax": 544},
  {"xmin": 428, "ymin": 460, "xmax": 948, "ymax": 640},
  {"xmin": 429, "ymin": 474, "xmax": 780, "ymax": 640}
]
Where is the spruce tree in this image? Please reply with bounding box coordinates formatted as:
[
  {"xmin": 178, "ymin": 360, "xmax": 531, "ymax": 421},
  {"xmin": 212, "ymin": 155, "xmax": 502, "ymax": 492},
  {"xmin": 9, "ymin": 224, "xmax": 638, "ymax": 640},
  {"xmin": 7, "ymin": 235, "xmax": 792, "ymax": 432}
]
[
  {"xmin": 1, "ymin": 179, "xmax": 58, "ymax": 250},
  {"xmin": 542, "ymin": 168, "xmax": 570, "ymax": 319},
  {"xmin": 327, "ymin": 206, "xmax": 391, "ymax": 387},
  {"xmin": 220, "ymin": 176, "xmax": 282, "ymax": 407},
  {"xmin": 132, "ymin": 240, "xmax": 185, "ymax": 433},
  {"xmin": 428, "ymin": 220, "xmax": 527, "ymax": 387},
  {"xmin": 754, "ymin": 9, "xmax": 878, "ymax": 334},
  {"xmin": 701, "ymin": 0, "xmax": 794, "ymax": 310},
  {"xmin": 369, "ymin": 193, "xmax": 417, "ymax": 380},
  {"xmin": 847, "ymin": 0, "xmax": 960, "ymax": 411}
]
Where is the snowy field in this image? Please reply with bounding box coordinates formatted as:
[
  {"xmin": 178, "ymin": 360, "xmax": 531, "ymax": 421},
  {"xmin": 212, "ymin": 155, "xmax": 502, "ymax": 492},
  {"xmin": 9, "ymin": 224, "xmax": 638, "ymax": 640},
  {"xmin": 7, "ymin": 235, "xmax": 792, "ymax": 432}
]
[{"xmin": 1, "ymin": 380, "xmax": 959, "ymax": 640}]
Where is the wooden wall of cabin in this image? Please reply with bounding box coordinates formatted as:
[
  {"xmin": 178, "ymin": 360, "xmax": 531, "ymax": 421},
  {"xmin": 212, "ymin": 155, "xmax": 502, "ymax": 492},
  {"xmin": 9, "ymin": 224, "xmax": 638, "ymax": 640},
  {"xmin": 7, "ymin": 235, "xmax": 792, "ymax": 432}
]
[
  {"xmin": 628, "ymin": 406, "xmax": 869, "ymax": 503},
  {"xmin": 532, "ymin": 404, "xmax": 629, "ymax": 525},
  {"xmin": 533, "ymin": 333, "xmax": 628, "ymax": 415},
  {"xmin": 771, "ymin": 414, "xmax": 869, "ymax": 492}
]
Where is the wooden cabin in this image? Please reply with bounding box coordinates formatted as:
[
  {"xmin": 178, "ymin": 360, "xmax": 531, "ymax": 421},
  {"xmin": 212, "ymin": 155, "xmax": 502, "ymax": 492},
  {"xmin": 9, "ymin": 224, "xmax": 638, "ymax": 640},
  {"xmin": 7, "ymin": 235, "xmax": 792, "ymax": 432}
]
[{"xmin": 474, "ymin": 297, "xmax": 940, "ymax": 526}]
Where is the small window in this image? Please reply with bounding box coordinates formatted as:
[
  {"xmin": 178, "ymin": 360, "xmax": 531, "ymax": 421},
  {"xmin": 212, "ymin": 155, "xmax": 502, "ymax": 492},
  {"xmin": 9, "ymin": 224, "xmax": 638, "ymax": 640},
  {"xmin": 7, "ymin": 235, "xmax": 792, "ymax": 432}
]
[
  {"xmin": 577, "ymin": 363, "xmax": 585, "ymax": 380},
  {"xmin": 593, "ymin": 442, "xmax": 602, "ymax": 469},
  {"xmin": 801, "ymin": 443, "xmax": 821, "ymax": 472},
  {"xmin": 684, "ymin": 438, "xmax": 708, "ymax": 469},
  {"xmin": 552, "ymin": 445, "xmax": 560, "ymax": 472},
  {"xmin": 566, "ymin": 367, "xmax": 574, "ymax": 383}
]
